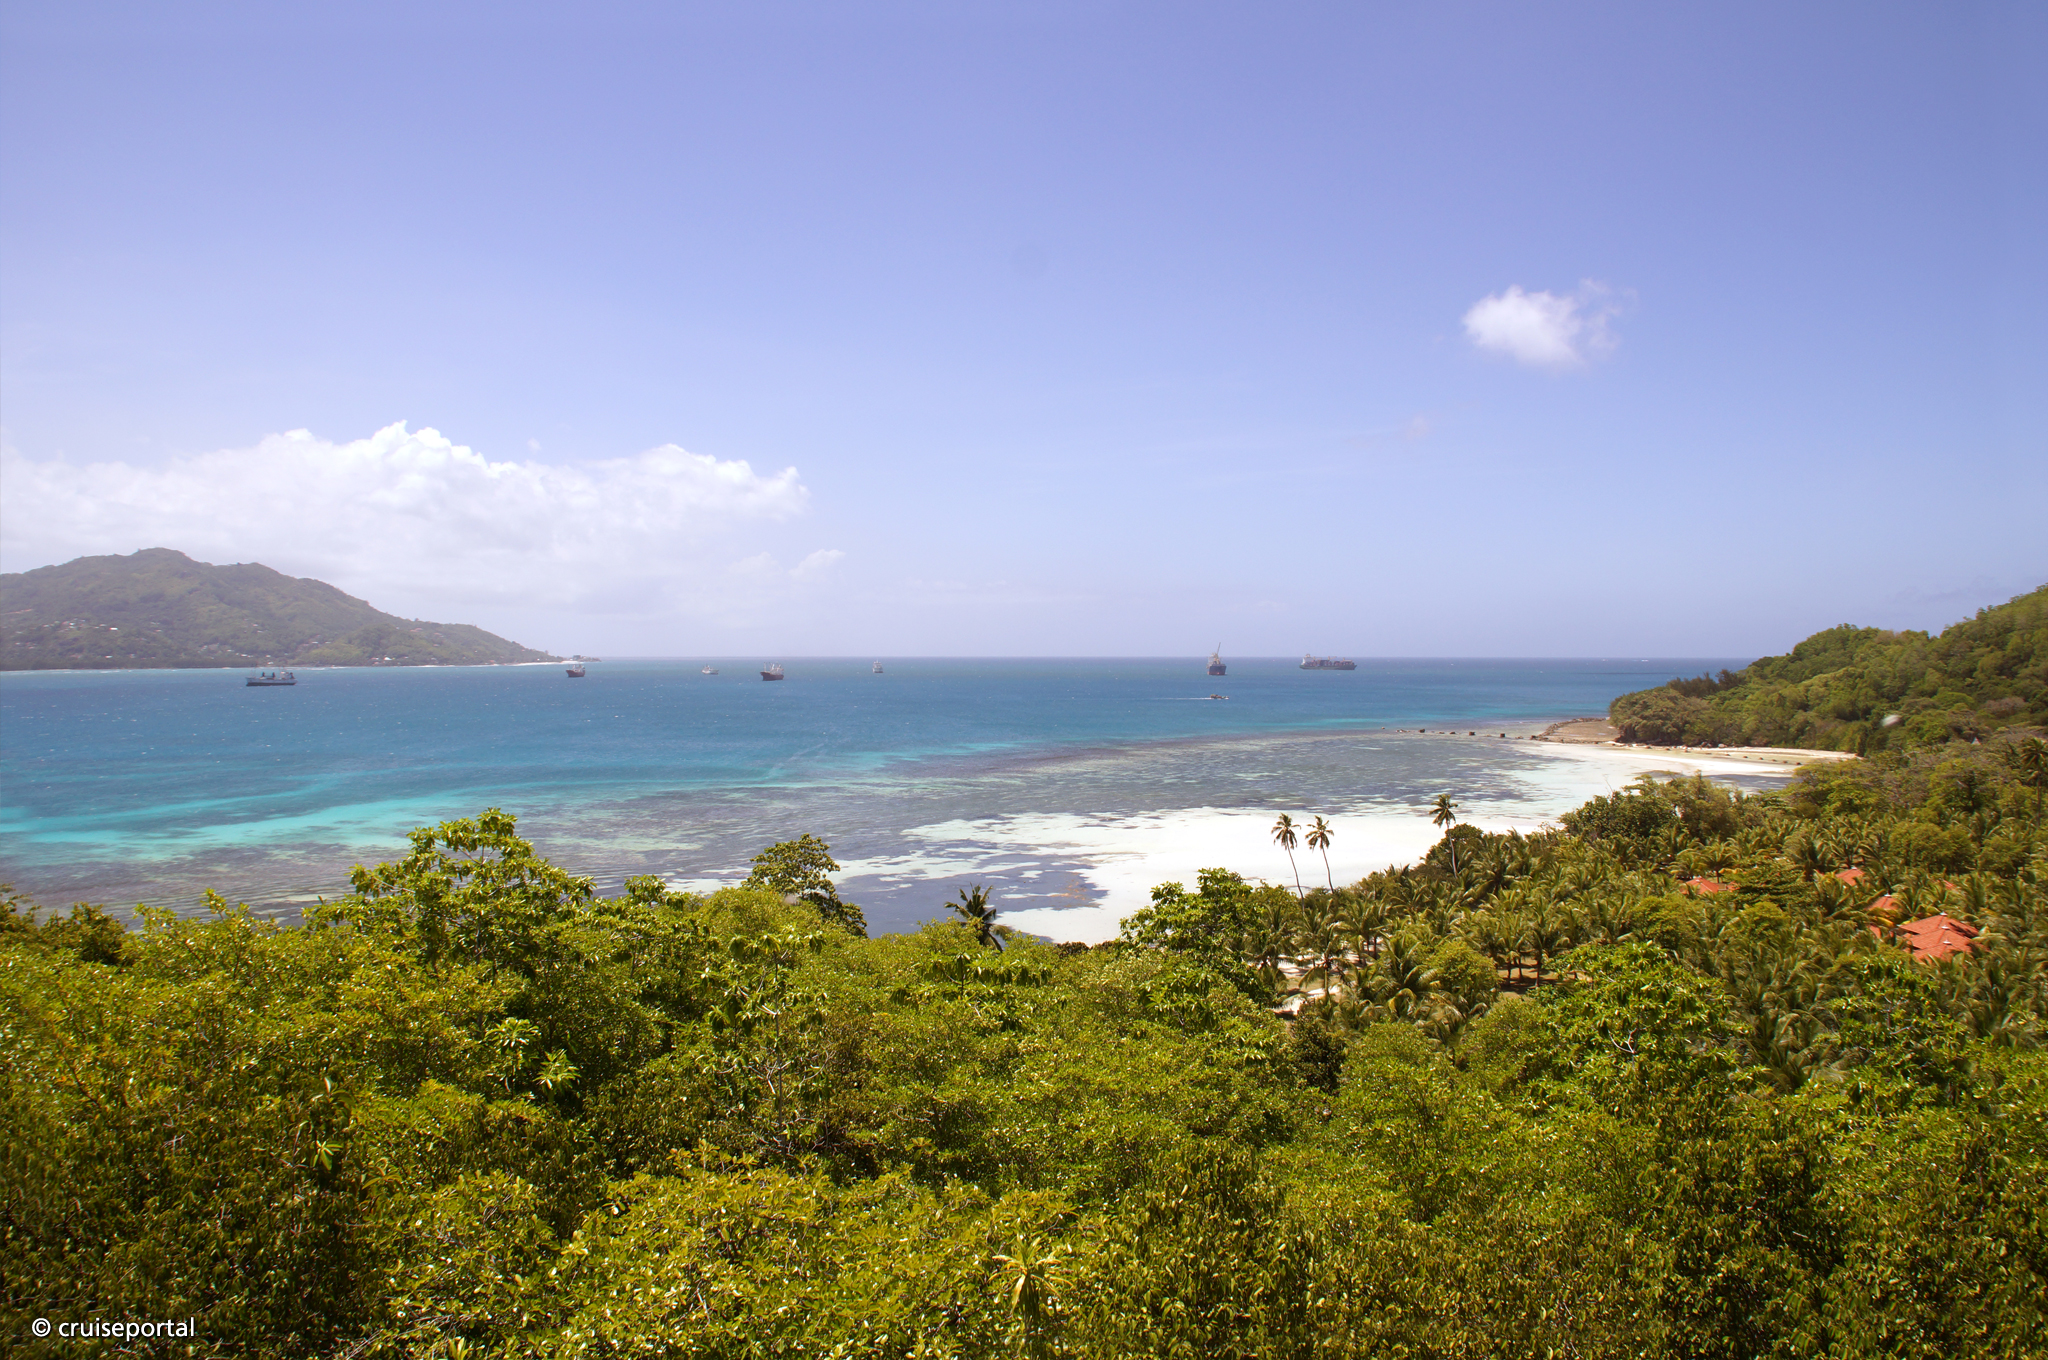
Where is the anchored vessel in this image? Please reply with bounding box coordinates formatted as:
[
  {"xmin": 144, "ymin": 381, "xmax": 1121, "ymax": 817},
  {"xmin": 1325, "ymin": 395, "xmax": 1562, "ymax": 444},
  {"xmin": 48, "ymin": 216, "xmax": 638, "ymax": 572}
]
[
  {"xmin": 245, "ymin": 670, "xmax": 296, "ymax": 686},
  {"xmin": 702, "ymin": 665, "xmax": 719, "ymax": 675},
  {"xmin": 872, "ymin": 660, "xmax": 885, "ymax": 674},
  {"xmin": 1207, "ymin": 646, "xmax": 1227, "ymax": 677},
  {"xmin": 1299, "ymin": 654, "xmax": 1357, "ymax": 671},
  {"xmin": 761, "ymin": 663, "xmax": 785, "ymax": 681},
  {"xmin": 566, "ymin": 663, "xmax": 586, "ymax": 678}
]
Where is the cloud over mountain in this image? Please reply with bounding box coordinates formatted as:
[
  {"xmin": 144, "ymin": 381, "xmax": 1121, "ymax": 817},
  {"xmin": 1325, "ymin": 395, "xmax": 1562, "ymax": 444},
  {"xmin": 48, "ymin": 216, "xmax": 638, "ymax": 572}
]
[{"xmin": 0, "ymin": 423, "xmax": 839, "ymax": 624}]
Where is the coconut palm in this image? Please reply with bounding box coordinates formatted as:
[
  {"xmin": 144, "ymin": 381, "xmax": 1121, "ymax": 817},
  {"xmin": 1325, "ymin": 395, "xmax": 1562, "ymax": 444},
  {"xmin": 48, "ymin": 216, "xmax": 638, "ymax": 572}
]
[
  {"xmin": 1783, "ymin": 830, "xmax": 1835, "ymax": 883},
  {"xmin": 1429, "ymin": 794, "xmax": 1463, "ymax": 873},
  {"xmin": 1430, "ymin": 794, "xmax": 1460, "ymax": 832},
  {"xmin": 1296, "ymin": 896, "xmax": 1353, "ymax": 1000},
  {"xmin": 949, "ymin": 884, "xmax": 1003, "ymax": 951},
  {"xmin": 1239, "ymin": 898, "xmax": 1297, "ymax": 1000},
  {"xmin": 1348, "ymin": 890, "xmax": 1390, "ymax": 961},
  {"xmin": 1372, "ymin": 933, "xmax": 1440, "ymax": 1020},
  {"xmin": 1305, "ymin": 816, "xmax": 1336, "ymax": 890},
  {"xmin": 1521, "ymin": 894, "xmax": 1569, "ymax": 985},
  {"xmin": 1272, "ymin": 813, "xmax": 1304, "ymax": 899}
]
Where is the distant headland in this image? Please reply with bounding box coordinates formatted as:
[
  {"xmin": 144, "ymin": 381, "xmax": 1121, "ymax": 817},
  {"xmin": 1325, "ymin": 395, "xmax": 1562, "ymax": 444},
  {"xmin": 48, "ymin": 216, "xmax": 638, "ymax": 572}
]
[
  {"xmin": 0, "ymin": 548, "xmax": 559, "ymax": 670},
  {"xmin": 1606, "ymin": 582, "xmax": 2046, "ymax": 754}
]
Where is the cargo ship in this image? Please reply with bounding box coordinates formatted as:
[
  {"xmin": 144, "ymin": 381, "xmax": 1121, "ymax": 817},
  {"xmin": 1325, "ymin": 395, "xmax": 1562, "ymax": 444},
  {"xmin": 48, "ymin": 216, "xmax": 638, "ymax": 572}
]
[
  {"xmin": 245, "ymin": 670, "xmax": 296, "ymax": 686},
  {"xmin": 1299, "ymin": 654, "xmax": 1357, "ymax": 671},
  {"xmin": 1207, "ymin": 646, "xmax": 1226, "ymax": 677},
  {"xmin": 761, "ymin": 663, "xmax": 785, "ymax": 681}
]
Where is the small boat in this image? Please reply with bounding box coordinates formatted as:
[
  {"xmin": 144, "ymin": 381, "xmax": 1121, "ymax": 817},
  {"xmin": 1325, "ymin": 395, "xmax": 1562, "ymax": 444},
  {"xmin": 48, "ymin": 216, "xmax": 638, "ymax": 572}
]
[
  {"xmin": 566, "ymin": 663, "xmax": 586, "ymax": 678},
  {"xmin": 1299, "ymin": 654, "xmax": 1358, "ymax": 671},
  {"xmin": 1207, "ymin": 645, "xmax": 1226, "ymax": 677},
  {"xmin": 702, "ymin": 665, "xmax": 719, "ymax": 675},
  {"xmin": 761, "ymin": 663, "xmax": 785, "ymax": 681},
  {"xmin": 872, "ymin": 660, "xmax": 884, "ymax": 674},
  {"xmin": 245, "ymin": 670, "xmax": 296, "ymax": 686},
  {"xmin": 1208, "ymin": 693, "xmax": 1229, "ymax": 700}
]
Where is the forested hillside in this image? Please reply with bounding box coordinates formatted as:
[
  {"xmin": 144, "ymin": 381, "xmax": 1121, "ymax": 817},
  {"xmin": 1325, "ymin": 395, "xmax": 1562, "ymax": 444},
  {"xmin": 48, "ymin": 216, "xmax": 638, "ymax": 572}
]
[
  {"xmin": 0, "ymin": 548, "xmax": 556, "ymax": 669},
  {"xmin": 5, "ymin": 725, "xmax": 2044, "ymax": 1357},
  {"xmin": 1610, "ymin": 584, "xmax": 2048, "ymax": 750}
]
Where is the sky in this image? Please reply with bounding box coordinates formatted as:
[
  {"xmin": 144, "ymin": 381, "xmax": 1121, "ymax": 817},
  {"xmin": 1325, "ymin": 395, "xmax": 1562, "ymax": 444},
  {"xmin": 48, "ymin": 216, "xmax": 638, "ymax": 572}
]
[{"xmin": 2, "ymin": 0, "xmax": 2043, "ymax": 659}]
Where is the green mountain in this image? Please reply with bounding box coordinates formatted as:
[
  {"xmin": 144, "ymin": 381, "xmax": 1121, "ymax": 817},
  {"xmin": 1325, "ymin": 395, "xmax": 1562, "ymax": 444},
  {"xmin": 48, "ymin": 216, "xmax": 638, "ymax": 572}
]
[
  {"xmin": 0, "ymin": 548, "xmax": 559, "ymax": 670},
  {"xmin": 1610, "ymin": 582, "xmax": 2048, "ymax": 751}
]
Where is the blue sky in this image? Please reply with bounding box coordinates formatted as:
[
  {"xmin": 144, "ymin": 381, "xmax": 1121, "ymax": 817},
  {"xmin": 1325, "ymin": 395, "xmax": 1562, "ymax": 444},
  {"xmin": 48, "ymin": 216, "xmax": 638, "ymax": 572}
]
[{"xmin": 2, "ymin": 1, "xmax": 2042, "ymax": 658}]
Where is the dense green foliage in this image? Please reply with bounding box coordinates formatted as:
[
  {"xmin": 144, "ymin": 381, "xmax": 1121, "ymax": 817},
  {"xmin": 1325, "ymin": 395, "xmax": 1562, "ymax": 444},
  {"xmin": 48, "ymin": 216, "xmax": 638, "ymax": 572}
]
[
  {"xmin": 1610, "ymin": 584, "xmax": 2048, "ymax": 751},
  {"xmin": 742, "ymin": 835, "xmax": 869, "ymax": 938},
  {"xmin": 0, "ymin": 548, "xmax": 555, "ymax": 669},
  {"xmin": 5, "ymin": 730, "xmax": 2046, "ymax": 1356}
]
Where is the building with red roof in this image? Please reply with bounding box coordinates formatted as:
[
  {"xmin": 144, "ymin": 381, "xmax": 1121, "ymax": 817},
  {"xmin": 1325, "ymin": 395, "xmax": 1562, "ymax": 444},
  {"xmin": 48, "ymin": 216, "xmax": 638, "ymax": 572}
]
[
  {"xmin": 1881, "ymin": 913, "xmax": 1981, "ymax": 962},
  {"xmin": 1684, "ymin": 877, "xmax": 1737, "ymax": 895}
]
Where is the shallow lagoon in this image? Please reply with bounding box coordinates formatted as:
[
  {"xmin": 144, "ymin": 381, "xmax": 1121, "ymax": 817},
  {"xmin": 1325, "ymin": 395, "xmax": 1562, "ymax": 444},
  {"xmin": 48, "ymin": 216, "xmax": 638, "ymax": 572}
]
[{"xmin": 0, "ymin": 656, "xmax": 1778, "ymax": 936}]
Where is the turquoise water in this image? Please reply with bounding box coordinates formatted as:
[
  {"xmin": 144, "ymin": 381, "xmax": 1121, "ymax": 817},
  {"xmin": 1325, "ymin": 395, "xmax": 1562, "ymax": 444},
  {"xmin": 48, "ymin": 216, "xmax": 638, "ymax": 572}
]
[{"xmin": 0, "ymin": 656, "xmax": 1755, "ymax": 932}]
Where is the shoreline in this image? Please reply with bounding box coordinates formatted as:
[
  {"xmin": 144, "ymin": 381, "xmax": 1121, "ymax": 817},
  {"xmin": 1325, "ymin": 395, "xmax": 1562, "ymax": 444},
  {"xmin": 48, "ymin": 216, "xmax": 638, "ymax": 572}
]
[
  {"xmin": 1530, "ymin": 715, "xmax": 1855, "ymax": 770},
  {"xmin": 2, "ymin": 693, "xmax": 1812, "ymax": 937},
  {"xmin": 831, "ymin": 728, "xmax": 1814, "ymax": 945}
]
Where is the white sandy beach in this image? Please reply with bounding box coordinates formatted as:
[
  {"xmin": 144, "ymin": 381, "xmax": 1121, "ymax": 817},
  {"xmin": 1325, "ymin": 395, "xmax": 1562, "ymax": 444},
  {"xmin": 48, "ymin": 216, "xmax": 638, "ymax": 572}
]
[{"xmin": 821, "ymin": 732, "xmax": 1835, "ymax": 944}]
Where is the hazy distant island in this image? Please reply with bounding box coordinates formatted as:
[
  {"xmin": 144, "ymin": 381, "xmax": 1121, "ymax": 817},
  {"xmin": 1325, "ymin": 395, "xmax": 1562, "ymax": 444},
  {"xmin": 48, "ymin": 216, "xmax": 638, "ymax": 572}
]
[
  {"xmin": 0, "ymin": 548, "xmax": 559, "ymax": 670},
  {"xmin": 1608, "ymin": 582, "xmax": 2046, "ymax": 754}
]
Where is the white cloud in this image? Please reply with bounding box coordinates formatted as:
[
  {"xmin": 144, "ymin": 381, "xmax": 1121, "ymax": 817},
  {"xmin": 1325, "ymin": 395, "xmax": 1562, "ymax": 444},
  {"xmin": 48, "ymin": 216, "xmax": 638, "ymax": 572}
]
[
  {"xmin": 791, "ymin": 548, "xmax": 845, "ymax": 579},
  {"xmin": 1462, "ymin": 282, "xmax": 1621, "ymax": 369},
  {"xmin": 0, "ymin": 422, "xmax": 839, "ymax": 623}
]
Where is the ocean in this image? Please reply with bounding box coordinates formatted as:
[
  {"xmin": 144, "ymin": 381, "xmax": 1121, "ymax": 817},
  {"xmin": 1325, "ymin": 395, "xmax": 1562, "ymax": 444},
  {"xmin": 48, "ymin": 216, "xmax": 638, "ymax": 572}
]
[{"xmin": 0, "ymin": 656, "xmax": 1782, "ymax": 940}]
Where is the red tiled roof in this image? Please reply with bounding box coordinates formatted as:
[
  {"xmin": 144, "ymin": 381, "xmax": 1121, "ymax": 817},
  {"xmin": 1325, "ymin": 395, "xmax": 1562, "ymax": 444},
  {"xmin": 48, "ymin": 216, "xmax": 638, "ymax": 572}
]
[
  {"xmin": 1836, "ymin": 866, "xmax": 1868, "ymax": 886},
  {"xmin": 1685, "ymin": 877, "xmax": 1737, "ymax": 895},
  {"xmin": 1889, "ymin": 913, "xmax": 1981, "ymax": 962}
]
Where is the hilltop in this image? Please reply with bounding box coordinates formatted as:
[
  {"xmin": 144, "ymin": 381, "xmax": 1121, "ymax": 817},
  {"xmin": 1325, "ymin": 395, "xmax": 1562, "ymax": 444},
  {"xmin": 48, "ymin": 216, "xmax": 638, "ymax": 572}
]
[
  {"xmin": 0, "ymin": 548, "xmax": 558, "ymax": 670},
  {"xmin": 1610, "ymin": 582, "xmax": 2047, "ymax": 751}
]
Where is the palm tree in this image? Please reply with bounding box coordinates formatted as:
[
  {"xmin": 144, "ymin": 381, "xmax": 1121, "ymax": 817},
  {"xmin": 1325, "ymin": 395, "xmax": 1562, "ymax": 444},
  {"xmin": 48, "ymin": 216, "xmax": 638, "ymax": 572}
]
[
  {"xmin": 1373, "ymin": 933, "xmax": 1440, "ymax": 1020},
  {"xmin": 1348, "ymin": 890, "xmax": 1390, "ymax": 962},
  {"xmin": 1521, "ymin": 895, "xmax": 1571, "ymax": 986},
  {"xmin": 1297, "ymin": 897, "xmax": 1353, "ymax": 1000},
  {"xmin": 949, "ymin": 884, "xmax": 1003, "ymax": 951},
  {"xmin": 1306, "ymin": 816, "xmax": 1336, "ymax": 890},
  {"xmin": 1272, "ymin": 813, "xmax": 1304, "ymax": 899},
  {"xmin": 1430, "ymin": 794, "xmax": 1460, "ymax": 832},
  {"xmin": 1784, "ymin": 831, "xmax": 1834, "ymax": 883},
  {"xmin": 1429, "ymin": 794, "xmax": 1462, "ymax": 873}
]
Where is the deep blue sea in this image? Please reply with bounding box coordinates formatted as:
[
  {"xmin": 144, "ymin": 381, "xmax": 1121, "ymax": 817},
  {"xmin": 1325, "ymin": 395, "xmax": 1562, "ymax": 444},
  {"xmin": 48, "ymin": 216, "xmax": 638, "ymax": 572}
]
[{"xmin": 0, "ymin": 656, "xmax": 1767, "ymax": 938}]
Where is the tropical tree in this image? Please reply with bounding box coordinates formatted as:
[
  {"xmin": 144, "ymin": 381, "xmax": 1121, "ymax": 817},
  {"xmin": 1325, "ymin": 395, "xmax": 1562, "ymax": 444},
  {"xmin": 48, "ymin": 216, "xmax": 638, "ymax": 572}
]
[
  {"xmin": 1784, "ymin": 830, "xmax": 1835, "ymax": 884},
  {"xmin": 1430, "ymin": 794, "xmax": 1460, "ymax": 832},
  {"xmin": 1347, "ymin": 889, "xmax": 1390, "ymax": 961},
  {"xmin": 1371, "ymin": 932, "xmax": 1441, "ymax": 1020},
  {"xmin": 1430, "ymin": 794, "xmax": 1463, "ymax": 873},
  {"xmin": 1460, "ymin": 903, "xmax": 1523, "ymax": 983},
  {"xmin": 949, "ymin": 884, "xmax": 1003, "ymax": 951},
  {"xmin": 993, "ymin": 1234, "xmax": 1071, "ymax": 1360},
  {"xmin": 1272, "ymin": 813, "xmax": 1304, "ymax": 899},
  {"xmin": 1238, "ymin": 907, "xmax": 1294, "ymax": 1001},
  {"xmin": 1522, "ymin": 894, "xmax": 1570, "ymax": 985},
  {"xmin": 1305, "ymin": 816, "xmax": 1336, "ymax": 890},
  {"xmin": 745, "ymin": 834, "xmax": 867, "ymax": 935},
  {"xmin": 1296, "ymin": 897, "xmax": 1353, "ymax": 1000}
]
